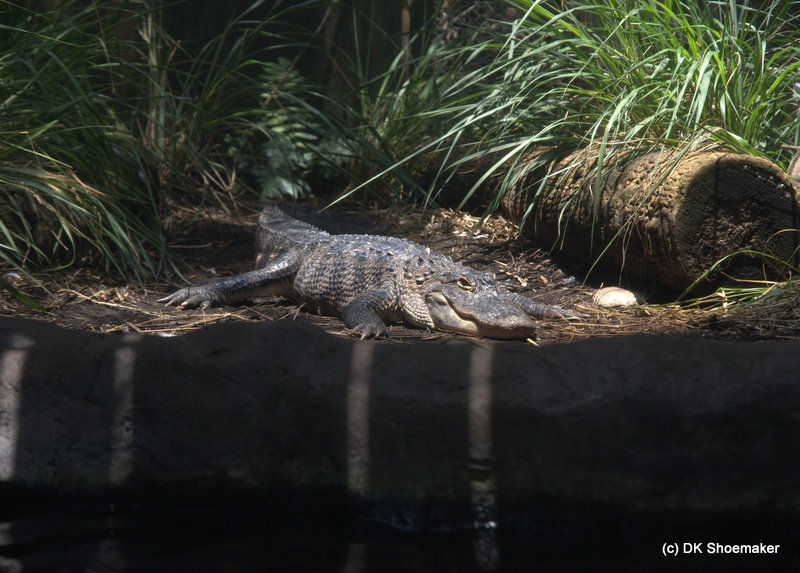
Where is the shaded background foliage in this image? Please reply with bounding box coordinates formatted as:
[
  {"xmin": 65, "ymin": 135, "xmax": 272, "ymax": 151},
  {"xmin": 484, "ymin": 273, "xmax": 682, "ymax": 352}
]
[{"xmin": 1, "ymin": 0, "xmax": 799, "ymax": 287}]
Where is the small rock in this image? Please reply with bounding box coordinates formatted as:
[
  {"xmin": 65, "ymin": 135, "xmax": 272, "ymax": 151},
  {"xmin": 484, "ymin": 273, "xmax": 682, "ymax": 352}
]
[{"xmin": 592, "ymin": 286, "xmax": 640, "ymax": 308}]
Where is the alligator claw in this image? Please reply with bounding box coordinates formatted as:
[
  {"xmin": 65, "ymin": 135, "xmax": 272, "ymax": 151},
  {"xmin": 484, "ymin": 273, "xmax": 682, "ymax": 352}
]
[
  {"xmin": 349, "ymin": 321, "xmax": 387, "ymax": 339},
  {"xmin": 551, "ymin": 306, "xmax": 585, "ymax": 320},
  {"xmin": 159, "ymin": 287, "xmax": 218, "ymax": 309}
]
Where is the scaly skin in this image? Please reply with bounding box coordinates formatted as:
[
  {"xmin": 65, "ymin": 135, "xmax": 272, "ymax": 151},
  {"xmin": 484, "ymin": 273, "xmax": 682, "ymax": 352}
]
[{"xmin": 160, "ymin": 205, "xmax": 580, "ymax": 339}]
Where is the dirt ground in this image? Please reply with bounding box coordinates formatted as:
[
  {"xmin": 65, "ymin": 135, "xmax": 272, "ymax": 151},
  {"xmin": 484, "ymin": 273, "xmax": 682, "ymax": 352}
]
[{"xmin": 1, "ymin": 201, "xmax": 797, "ymax": 345}]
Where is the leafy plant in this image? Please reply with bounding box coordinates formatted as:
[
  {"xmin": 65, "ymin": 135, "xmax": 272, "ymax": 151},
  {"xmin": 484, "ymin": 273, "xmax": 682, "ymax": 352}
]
[{"xmin": 224, "ymin": 59, "xmax": 332, "ymax": 200}]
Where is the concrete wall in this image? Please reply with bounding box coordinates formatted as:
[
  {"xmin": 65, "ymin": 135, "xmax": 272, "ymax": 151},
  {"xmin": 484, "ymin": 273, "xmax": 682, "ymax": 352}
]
[{"xmin": 2, "ymin": 317, "xmax": 799, "ymax": 529}]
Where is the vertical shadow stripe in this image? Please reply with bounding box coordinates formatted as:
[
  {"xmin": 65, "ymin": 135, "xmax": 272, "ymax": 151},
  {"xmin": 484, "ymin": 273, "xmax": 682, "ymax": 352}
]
[
  {"xmin": 0, "ymin": 334, "xmax": 34, "ymax": 480},
  {"xmin": 468, "ymin": 343, "xmax": 499, "ymax": 567},
  {"xmin": 109, "ymin": 333, "xmax": 140, "ymax": 482}
]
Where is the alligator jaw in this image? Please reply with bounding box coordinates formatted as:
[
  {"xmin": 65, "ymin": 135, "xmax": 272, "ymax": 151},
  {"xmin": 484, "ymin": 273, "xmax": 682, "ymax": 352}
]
[
  {"xmin": 425, "ymin": 290, "xmax": 537, "ymax": 339},
  {"xmin": 425, "ymin": 292, "xmax": 480, "ymax": 335}
]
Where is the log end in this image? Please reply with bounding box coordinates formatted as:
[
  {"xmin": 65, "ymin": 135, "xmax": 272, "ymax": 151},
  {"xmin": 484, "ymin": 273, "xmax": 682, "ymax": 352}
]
[{"xmin": 674, "ymin": 153, "xmax": 799, "ymax": 289}]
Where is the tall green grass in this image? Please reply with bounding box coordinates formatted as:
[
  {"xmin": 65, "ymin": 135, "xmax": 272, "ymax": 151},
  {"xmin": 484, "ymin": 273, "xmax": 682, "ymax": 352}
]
[
  {"xmin": 482, "ymin": 0, "xmax": 796, "ymax": 206},
  {"xmin": 0, "ymin": 0, "xmax": 322, "ymax": 281},
  {"xmin": 497, "ymin": 0, "xmax": 800, "ymax": 155},
  {"xmin": 345, "ymin": 0, "xmax": 800, "ymax": 215},
  {"xmin": 1, "ymin": 3, "xmax": 165, "ymax": 279}
]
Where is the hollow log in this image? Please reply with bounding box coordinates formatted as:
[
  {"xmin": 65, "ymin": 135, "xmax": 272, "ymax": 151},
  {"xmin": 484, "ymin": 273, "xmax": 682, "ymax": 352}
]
[{"xmin": 502, "ymin": 151, "xmax": 800, "ymax": 290}]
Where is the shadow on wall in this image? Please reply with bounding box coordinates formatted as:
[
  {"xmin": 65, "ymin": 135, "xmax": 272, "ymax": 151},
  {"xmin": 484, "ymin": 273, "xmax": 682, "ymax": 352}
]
[
  {"xmin": 3, "ymin": 317, "xmax": 800, "ymax": 569},
  {"xmin": 0, "ymin": 317, "xmax": 503, "ymax": 569}
]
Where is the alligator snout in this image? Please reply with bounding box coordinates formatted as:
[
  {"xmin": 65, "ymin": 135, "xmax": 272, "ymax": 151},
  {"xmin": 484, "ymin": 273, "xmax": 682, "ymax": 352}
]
[{"xmin": 425, "ymin": 289, "xmax": 538, "ymax": 339}]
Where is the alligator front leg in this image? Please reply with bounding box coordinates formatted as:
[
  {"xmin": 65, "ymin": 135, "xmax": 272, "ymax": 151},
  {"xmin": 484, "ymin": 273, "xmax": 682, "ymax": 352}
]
[
  {"xmin": 340, "ymin": 290, "xmax": 394, "ymax": 339},
  {"xmin": 160, "ymin": 251, "xmax": 298, "ymax": 309}
]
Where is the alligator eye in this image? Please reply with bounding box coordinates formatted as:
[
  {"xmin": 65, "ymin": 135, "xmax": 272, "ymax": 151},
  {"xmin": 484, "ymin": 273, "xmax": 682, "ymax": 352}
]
[{"xmin": 457, "ymin": 276, "xmax": 475, "ymax": 291}]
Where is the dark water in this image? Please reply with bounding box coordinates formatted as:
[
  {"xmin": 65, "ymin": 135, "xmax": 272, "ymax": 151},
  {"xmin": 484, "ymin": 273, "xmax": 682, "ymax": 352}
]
[{"xmin": 2, "ymin": 504, "xmax": 799, "ymax": 572}]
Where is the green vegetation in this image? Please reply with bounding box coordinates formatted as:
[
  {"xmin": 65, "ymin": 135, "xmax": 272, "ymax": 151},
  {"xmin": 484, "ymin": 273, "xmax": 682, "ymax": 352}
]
[
  {"xmin": 1, "ymin": 3, "xmax": 165, "ymax": 280},
  {"xmin": 0, "ymin": 0, "xmax": 324, "ymax": 281},
  {"xmin": 1, "ymin": 0, "xmax": 799, "ymax": 293},
  {"xmin": 388, "ymin": 0, "xmax": 800, "ymax": 214}
]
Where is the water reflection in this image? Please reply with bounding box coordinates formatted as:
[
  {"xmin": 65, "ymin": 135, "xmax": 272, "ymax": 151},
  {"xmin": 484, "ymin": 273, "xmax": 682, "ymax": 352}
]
[
  {"xmin": 2, "ymin": 508, "xmax": 800, "ymax": 572},
  {"xmin": 0, "ymin": 510, "xmax": 512, "ymax": 573}
]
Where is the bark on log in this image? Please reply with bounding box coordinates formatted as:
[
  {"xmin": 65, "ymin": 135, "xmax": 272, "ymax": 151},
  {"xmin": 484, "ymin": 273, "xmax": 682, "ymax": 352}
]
[{"xmin": 502, "ymin": 151, "xmax": 800, "ymax": 290}]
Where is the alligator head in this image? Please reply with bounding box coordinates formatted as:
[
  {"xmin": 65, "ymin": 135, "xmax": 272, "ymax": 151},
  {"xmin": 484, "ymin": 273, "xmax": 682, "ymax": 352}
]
[{"xmin": 402, "ymin": 268, "xmax": 538, "ymax": 339}]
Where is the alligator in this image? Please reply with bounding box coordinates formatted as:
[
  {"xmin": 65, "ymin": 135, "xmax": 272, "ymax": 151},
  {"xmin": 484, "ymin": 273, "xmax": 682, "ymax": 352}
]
[{"xmin": 160, "ymin": 205, "xmax": 579, "ymax": 339}]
